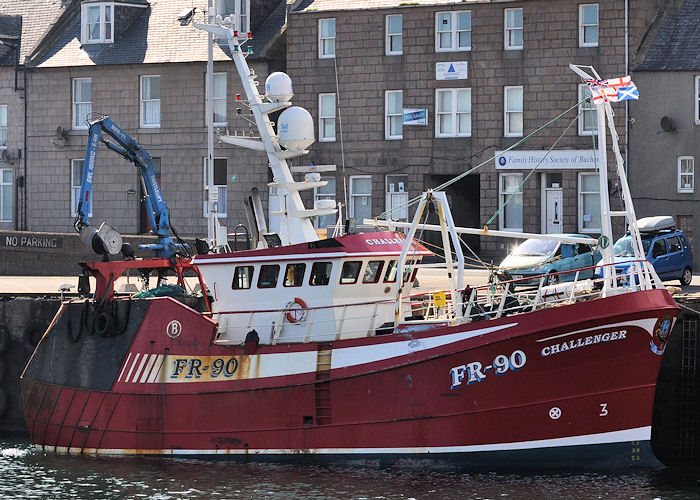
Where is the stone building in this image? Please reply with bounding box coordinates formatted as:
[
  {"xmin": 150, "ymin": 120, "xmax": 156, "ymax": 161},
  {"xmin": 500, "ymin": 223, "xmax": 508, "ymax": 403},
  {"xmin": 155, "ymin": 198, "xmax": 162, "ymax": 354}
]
[
  {"xmin": 286, "ymin": 0, "xmax": 670, "ymax": 260},
  {"xmin": 630, "ymin": 0, "xmax": 700, "ymax": 267},
  {"xmin": 0, "ymin": 0, "xmax": 285, "ymax": 240}
]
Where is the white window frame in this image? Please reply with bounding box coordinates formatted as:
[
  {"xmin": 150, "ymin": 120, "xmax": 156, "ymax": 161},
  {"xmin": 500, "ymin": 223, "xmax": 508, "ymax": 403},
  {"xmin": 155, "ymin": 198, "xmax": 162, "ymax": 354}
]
[
  {"xmin": 203, "ymin": 157, "xmax": 228, "ymax": 218},
  {"xmin": 140, "ymin": 75, "xmax": 161, "ymax": 128},
  {"xmin": 349, "ymin": 175, "xmax": 372, "ymax": 220},
  {"xmin": 578, "ymin": 172, "xmax": 601, "ymax": 233},
  {"xmin": 385, "ymin": 90, "xmax": 403, "ymax": 140},
  {"xmin": 504, "ymin": 85, "xmax": 523, "ymax": 137},
  {"xmin": 504, "ymin": 8, "xmax": 523, "ymax": 50},
  {"xmin": 579, "ymin": 4, "xmax": 599, "ymax": 48},
  {"xmin": 318, "ymin": 18, "xmax": 336, "ymax": 59},
  {"xmin": 319, "ymin": 93, "xmax": 336, "ymax": 142},
  {"xmin": 499, "ymin": 173, "xmax": 523, "ymax": 232},
  {"xmin": 0, "ymin": 105, "xmax": 6, "ymax": 149},
  {"xmin": 0, "ymin": 169, "xmax": 11, "ymax": 222},
  {"xmin": 435, "ymin": 88, "xmax": 471, "ymax": 138},
  {"xmin": 695, "ymin": 75, "xmax": 700, "ymax": 125},
  {"xmin": 215, "ymin": 0, "xmax": 250, "ymax": 36},
  {"xmin": 435, "ymin": 11, "xmax": 471, "ymax": 52},
  {"xmin": 578, "ymin": 84, "xmax": 597, "ymax": 136},
  {"xmin": 208, "ymin": 72, "xmax": 227, "ymax": 127},
  {"xmin": 71, "ymin": 159, "xmax": 92, "ymax": 218},
  {"xmin": 313, "ymin": 175, "xmax": 337, "ymax": 229},
  {"xmin": 72, "ymin": 78, "xmax": 92, "ymax": 130},
  {"xmin": 81, "ymin": 3, "xmax": 114, "ymax": 44},
  {"xmin": 678, "ymin": 156, "xmax": 695, "ymax": 193},
  {"xmin": 386, "ymin": 14, "xmax": 403, "ymax": 56}
]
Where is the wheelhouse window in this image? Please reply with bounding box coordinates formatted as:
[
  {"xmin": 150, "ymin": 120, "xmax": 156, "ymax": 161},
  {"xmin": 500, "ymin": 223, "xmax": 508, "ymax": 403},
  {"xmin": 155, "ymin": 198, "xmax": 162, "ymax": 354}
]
[
  {"xmin": 203, "ymin": 158, "xmax": 228, "ymax": 217},
  {"xmin": 310, "ymin": 262, "xmax": 332, "ymax": 286},
  {"xmin": 504, "ymin": 8, "xmax": 523, "ymax": 50},
  {"xmin": 499, "ymin": 173, "xmax": 523, "ymax": 231},
  {"xmin": 678, "ymin": 156, "xmax": 694, "ymax": 193},
  {"xmin": 232, "ymin": 266, "xmax": 254, "ymax": 289},
  {"xmin": 578, "ymin": 172, "xmax": 601, "ymax": 233},
  {"xmin": 258, "ymin": 265, "xmax": 280, "ymax": 288},
  {"xmin": 284, "ymin": 263, "xmax": 306, "ymax": 287},
  {"xmin": 72, "ymin": 78, "xmax": 91, "ymax": 130},
  {"xmin": 386, "ymin": 14, "xmax": 402, "ymax": 55},
  {"xmin": 385, "ymin": 90, "xmax": 403, "ymax": 140},
  {"xmin": 504, "ymin": 86, "xmax": 523, "ymax": 137},
  {"xmin": 362, "ymin": 261, "xmax": 384, "ymax": 283},
  {"xmin": 578, "ymin": 84, "xmax": 597, "ymax": 136},
  {"xmin": 0, "ymin": 170, "xmax": 11, "ymax": 222},
  {"xmin": 0, "ymin": 105, "xmax": 6, "ymax": 148},
  {"xmin": 384, "ymin": 260, "xmax": 397, "ymax": 282},
  {"xmin": 319, "ymin": 93, "xmax": 336, "ymax": 142},
  {"xmin": 436, "ymin": 88, "xmax": 471, "ymax": 137},
  {"xmin": 140, "ymin": 75, "xmax": 161, "ymax": 128},
  {"xmin": 436, "ymin": 11, "xmax": 471, "ymax": 52},
  {"xmin": 319, "ymin": 18, "xmax": 335, "ymax": 59},
  {"xmin": 82, "ymin": 3, "xmax": 113, "ymax": 44},
  {"xmin": 579, "ymin": 4, "xmax": 599, "ymax": 47},
  {"xmin": 340, "ymin": 261, "xmax": 362, "ymax": 284}
]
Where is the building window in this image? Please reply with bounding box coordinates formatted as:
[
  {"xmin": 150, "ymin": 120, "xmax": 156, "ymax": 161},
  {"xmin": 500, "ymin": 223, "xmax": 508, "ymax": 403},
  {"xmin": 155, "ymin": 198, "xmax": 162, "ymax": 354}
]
[
  {"xmin": 319, "ymin": 93, "xmax": 336, "ymax": 142},
  {"xmin": 349, "ymin": 175, "xmax": 372, "ymax": 223},
  {"xmin": 579, "ymin": 4, "xmax": 599, "ymax": 47},
  {"xmin": 71, "ymin": 159, "xmax": 92, "ymax": 217},
  {"xmin": 140, "ymin": 75, "xmax": 161, "ymax": 128},
  {"xmin": 386, "ymin": 174, "xmax": 408, "ymax": 222},
  {"xmin": 385, "ymin": 90, "xmax": 403, "ymax": 140},
  {"xmin": 203, "ymin": 158, "xmax": 228, "ymax": 217},
  {"xmin": 678, "ymin": 156, "xmax": 695, "ymax": 193},
  {"xmin": 499, "ymin": 173, "xmax": 523, "ymax": 231},
  {"xmin": 216, "ymin": 0, "xmax": 250, "ymax": 35},
  {"xmin": 0, "ymin": 105, "xmax": 6, "ymax": 148},
  {"xmin": 436, "ymin": 11, "xmax": 471, "ymax": 52},
  {"xmin": 82, "ymin": 3, "xmax": 113, "ymax": 44},
  {"xmin": 696, "ymin": 76, "xmax": 700, "ymax": 125},
  {"xmin": 314, "ymin": 176, "xmax": 336, "ymax": 229},
  {"xmin": 72, "ymin": 78, "xmax": 92, "ymax": 130},
  {"xmin": 435, "ymin": 88, "xmax": 471, "ymax": 138},
  {"xmin": 319, "ymin": 18, "xmax": 335, "ymax": 59},
  {"xmin": 504, "ymin": 86, "xmax": 523, "ymax": 137},
  {"xmin": 578, "ymin": 172, "xmax": 601, "ymax": 233},
  {"xmin": 504, "ymin": 8, "xmax": 523, "ymax": 50},
  {"xmin": 0, "ymin": 169, "xmax": 11, "ymax": 222},
  {"xmin": 207, "ymin": 72, "xmax": 227, "ymax": 126},
  {"xmin": 386, "ymin": 14, "xmax": 402, "ymax": 55},
  {"xmin": 578, "ymin": 84, "xmax": 597, "ymax": 136}
]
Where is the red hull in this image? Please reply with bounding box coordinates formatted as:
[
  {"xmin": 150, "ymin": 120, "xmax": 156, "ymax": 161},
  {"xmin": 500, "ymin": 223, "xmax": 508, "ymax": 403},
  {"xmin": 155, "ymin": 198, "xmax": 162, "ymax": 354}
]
[{"xmin": 21, "ymin": 289, "xmax": 677, "ymax": 468}]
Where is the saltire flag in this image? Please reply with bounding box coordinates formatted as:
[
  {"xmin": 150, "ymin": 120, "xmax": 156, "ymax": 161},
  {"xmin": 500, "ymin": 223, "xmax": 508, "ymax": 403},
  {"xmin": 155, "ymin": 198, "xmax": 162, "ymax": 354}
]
[{"xmin": 585, "ymin": 75, "xmax": 639, "ymax": 102}]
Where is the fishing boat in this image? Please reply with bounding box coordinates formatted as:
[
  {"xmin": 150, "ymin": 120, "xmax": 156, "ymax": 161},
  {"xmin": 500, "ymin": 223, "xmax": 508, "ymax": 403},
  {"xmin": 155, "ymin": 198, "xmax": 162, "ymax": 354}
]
[{"xmin": 20, "ymin": 17, "xmax": 678, "ymax": 469}]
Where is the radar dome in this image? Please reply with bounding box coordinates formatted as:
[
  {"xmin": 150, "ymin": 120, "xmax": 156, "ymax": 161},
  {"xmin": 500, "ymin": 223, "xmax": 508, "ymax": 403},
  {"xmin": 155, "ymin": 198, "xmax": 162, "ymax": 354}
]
[
  {"xmin": 278, "ymin": 107, "xmax": 314, "ymax": 151},
  {"xmin": 265, "ymin": 72, "xmax": 294, "ymax": 103}
]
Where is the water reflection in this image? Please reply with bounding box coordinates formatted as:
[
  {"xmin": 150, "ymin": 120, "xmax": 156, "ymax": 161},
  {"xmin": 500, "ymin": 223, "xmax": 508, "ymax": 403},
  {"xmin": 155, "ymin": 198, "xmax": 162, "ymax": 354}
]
[{"xmin": 0, "ymin": 438, "xmax": 698, "ymax": 499}]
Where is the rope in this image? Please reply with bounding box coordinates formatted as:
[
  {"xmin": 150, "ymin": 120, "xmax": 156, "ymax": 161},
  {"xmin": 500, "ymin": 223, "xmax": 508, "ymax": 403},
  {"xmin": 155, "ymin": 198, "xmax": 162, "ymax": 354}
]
[{"xmin": 333, "ymin": 56, "xmax": 349, "ymax": 225}]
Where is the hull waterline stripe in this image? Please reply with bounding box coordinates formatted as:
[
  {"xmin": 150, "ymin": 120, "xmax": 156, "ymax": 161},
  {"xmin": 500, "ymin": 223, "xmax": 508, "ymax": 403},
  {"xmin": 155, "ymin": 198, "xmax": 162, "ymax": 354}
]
[
  {"xmin": 536, "ymin": 318, "xmax": 657, "ymax": 343},
  {"xmin": 117, "ymin": 353, "xmax": 132, "ymax": 383},
  {"xmin": 40, "ymin": 426, "xmax": 651, "ymax": 456}
]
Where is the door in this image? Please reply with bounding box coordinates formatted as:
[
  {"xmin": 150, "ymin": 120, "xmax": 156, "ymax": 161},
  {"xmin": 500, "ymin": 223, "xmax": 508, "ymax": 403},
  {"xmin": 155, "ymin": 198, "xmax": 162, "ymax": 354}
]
[
  {"xmin": 650, "ymin": 237, "xmax": 671, "ymax": 278},
  {"xmin": 545, "ymin": 189, "xmax": 563, "ymax": 234},
  {"xmin": 386, "ymin": 175, "xmax": 408, "ymax": 222}
]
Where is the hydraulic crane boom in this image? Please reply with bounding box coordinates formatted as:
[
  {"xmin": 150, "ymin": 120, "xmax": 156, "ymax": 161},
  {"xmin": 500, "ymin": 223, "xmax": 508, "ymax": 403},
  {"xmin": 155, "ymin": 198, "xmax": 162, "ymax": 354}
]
[{"xmin": 75, "ymin": 115, "xmax": 188, "ymax": 259}]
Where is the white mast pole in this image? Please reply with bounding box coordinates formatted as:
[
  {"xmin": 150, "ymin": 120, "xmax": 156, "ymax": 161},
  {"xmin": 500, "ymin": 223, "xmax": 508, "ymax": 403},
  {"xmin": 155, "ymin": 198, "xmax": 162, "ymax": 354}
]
[{"xmin": 206, "ymin": 0, "xmax": 216, "ymax": 246}]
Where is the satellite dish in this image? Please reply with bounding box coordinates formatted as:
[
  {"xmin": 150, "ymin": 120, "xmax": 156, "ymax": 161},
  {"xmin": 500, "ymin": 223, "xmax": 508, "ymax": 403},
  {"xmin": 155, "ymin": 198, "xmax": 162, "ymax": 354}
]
[
  {"xmin": 56, "ymin": 126, "xmax": 68, "ymax": 139},
  {"xmin": 660, "ymin": 116, "xmax": 676, "ymax": 133}
]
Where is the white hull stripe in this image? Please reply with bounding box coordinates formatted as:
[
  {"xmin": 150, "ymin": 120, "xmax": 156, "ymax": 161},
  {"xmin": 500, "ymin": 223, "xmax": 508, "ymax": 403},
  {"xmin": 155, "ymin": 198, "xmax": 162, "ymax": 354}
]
[
  {"xmin": 537, "ymin": 318, "xmax": 657, "ymax": 343},
  {"xmin": 117, "ymin": 353, "xmax": 132, "ymax": 382},
  {"xmin": 195, "ymin": 250, "xmax": 431, "ymax": 265},
  {"xmin": 38, "ymin": 426, "xmax": 651, "ymax": 455}
]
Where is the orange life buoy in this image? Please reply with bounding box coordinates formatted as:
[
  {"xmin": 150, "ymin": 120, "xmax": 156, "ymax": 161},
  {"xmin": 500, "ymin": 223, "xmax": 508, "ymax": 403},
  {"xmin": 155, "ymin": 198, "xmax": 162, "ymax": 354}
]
[{"xmin": 285, "ymin": 297, "xmax": 307, "ymax": 323}]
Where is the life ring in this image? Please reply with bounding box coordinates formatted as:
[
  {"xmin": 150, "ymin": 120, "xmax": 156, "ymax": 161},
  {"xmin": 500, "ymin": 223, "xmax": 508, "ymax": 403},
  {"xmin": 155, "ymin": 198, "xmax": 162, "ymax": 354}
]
[{"xmin": 285, "ymin": 298, "xmax": 307, "ymax": 323}]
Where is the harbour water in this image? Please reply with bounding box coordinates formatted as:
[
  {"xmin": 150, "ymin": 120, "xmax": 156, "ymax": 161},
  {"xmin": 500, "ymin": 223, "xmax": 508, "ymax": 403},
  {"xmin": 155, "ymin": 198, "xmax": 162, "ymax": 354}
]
[{"xmin": 0, "ymin": 438, "xmax": 699, "ymax": 499}]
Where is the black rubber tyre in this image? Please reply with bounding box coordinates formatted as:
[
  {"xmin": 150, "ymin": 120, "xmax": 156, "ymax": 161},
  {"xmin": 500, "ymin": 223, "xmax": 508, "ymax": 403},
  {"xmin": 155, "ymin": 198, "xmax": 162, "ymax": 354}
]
[
  {"xmin": 680, "ymin": 267, "xmax": 693, "ymax": 286},
  {"xmin": 0, "ymin": 325, "xmax": 9, "ymax": 355},
  {"xmin": 94, "ymin": 311, "xmax": 115, "ymax": 337},
  {"xmin": 23, "ymin": 323, "xmax": 44, "ymax": 351}
]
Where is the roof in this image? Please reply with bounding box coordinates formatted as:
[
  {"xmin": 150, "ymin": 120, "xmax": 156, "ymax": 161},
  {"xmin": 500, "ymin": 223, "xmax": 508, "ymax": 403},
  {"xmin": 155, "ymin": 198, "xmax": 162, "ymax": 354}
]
[
  {"xmin": 636, "ymin": 0, "xmax": 700, "ymax": 71},
  {"xmin": 0, "ymin": 0, "xmax": 66, "ymax": 66},
  {"xmin": 6, "ymin": 0, "xmax": 284, "ymax": 68},
  {"xmin": 291, "ymin": 0, "xmax": 492, "ymax": 13}
]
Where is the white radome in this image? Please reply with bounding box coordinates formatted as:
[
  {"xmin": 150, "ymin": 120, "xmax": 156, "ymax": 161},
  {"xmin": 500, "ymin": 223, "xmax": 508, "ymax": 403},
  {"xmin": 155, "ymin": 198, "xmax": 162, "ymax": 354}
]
[
  {"xmin": 278, "ymin": 107, "xmax": 314, "ymax": 151},
  {"xmin": 265, "ymin": 72, "xmax": 294, "ymax": 102}
]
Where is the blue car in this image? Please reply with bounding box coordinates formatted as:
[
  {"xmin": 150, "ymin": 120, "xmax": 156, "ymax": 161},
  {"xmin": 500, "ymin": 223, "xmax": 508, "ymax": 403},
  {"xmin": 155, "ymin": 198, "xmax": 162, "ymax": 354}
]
[{"xmin": 595, "ymin": 218, "xmax": 693, "ymax": 286}]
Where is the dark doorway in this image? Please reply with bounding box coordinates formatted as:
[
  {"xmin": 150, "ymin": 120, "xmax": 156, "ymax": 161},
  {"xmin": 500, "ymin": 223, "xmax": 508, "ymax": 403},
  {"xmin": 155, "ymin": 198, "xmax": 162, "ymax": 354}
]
[{"xmin": 422, "ymin": 174, "xmax": 480, "ymax": 260}]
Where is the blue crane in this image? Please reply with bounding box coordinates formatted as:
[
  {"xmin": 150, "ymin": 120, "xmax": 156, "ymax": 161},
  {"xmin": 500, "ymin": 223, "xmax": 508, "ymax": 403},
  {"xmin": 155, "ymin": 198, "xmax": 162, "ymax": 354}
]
[{"xmin": 75, "ymin": 115, "xmax": 189, "ymax": 259}]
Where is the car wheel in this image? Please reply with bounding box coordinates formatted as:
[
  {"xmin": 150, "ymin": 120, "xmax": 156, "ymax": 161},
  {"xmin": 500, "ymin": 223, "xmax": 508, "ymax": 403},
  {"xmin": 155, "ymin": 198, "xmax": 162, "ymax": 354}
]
[
  {"xmin": 680, "ymin": 267, "xmax": 693, "ymax": 286},
  {"xmin": 546, "ymin": 273, "xmax": 558, "ymax": 286}
]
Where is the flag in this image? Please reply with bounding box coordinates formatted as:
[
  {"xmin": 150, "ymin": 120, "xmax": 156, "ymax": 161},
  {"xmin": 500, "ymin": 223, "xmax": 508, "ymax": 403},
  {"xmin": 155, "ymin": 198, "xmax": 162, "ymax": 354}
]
[
  {"xmin": 585, "ymin": 75, "xmax": 639, "ymax": 102},
  {"xmin": 614, "ymin": 84, "xmax": 639, "ymax": 101}
]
